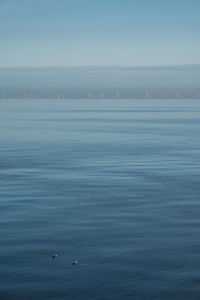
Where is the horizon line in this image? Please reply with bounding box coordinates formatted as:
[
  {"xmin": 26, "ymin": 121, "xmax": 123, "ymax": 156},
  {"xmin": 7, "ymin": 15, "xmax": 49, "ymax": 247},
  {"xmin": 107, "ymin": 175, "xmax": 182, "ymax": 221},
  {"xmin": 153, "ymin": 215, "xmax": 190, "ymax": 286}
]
[{"xmin": 0, "ymin": 63, "xmax": 200, "ymax": 70}]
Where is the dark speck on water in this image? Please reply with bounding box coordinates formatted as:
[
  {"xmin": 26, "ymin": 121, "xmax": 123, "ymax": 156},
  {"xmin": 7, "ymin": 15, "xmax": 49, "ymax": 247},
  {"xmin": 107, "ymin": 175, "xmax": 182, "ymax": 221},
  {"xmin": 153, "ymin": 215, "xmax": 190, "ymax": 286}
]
[{"xmin": 0, "ymin": 99, "xmax": 200, "ymax": 300}]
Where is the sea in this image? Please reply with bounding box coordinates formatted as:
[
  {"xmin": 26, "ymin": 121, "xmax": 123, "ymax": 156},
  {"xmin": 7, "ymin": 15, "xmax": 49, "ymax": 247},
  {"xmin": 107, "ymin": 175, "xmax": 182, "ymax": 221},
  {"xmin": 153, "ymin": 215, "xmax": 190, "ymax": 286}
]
[{"xmin": 0, "ymin": 98, "xmax": 200, "ymax": 300}]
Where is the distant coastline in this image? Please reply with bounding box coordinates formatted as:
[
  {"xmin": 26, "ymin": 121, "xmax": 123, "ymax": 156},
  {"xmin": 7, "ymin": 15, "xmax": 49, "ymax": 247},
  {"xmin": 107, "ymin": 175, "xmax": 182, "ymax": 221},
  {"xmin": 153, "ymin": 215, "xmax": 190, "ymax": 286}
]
[
  {"xmin": 0, "ymin": 65, "xmax": 199, "ymax": 99},
  {"xmin": 0, "ymin": 87, "xmax": 199, "ymax": 99}
]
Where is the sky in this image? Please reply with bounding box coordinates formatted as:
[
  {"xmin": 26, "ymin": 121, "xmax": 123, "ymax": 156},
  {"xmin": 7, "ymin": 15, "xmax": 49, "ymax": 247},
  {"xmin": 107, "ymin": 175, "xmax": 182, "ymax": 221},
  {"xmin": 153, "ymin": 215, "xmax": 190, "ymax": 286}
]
[{"xmin": 0, "ymin": 0, "xmax": 200, "ymax": 67}]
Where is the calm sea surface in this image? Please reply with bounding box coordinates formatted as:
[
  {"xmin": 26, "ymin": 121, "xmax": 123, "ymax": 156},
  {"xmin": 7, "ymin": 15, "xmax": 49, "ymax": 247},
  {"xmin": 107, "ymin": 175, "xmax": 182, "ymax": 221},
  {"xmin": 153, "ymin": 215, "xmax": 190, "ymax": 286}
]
[{"xmin": 0, "ymin": 99, "xmax": 200, "ymax": 300}]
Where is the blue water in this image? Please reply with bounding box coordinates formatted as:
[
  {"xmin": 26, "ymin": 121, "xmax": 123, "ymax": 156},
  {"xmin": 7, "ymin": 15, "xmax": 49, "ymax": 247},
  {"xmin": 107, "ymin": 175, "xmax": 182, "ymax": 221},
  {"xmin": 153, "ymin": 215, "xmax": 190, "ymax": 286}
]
[{"xmin": 0, "ymin": 99, "xmax": 200, "ymax": 300}]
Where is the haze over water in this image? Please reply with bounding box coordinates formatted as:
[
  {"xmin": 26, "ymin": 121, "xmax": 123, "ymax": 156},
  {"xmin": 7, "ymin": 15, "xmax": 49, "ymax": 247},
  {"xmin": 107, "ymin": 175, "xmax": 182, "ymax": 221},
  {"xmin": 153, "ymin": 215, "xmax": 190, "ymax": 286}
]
[{"xmin": 0, "ymin": 99, "xmax": 200, "ymax": 299}]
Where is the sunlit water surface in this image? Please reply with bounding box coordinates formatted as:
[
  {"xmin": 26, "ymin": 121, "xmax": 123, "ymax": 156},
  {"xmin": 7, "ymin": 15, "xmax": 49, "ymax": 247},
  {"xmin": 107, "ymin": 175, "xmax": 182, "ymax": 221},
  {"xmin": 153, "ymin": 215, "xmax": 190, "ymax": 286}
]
[{"xmin": 0, "ymin": 99, "xmax": 200, "ymax": 300}]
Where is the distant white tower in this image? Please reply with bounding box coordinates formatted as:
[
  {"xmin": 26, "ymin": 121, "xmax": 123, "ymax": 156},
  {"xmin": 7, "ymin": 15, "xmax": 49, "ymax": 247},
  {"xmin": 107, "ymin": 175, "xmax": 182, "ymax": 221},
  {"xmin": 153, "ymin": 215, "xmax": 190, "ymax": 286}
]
[
  {"xmin": 176, "ymin": 92, "xmax": 182, "ymax": 99},
  {"xmin": 161, "ymin": 92, "xmax": 165, "ymax": 99}
]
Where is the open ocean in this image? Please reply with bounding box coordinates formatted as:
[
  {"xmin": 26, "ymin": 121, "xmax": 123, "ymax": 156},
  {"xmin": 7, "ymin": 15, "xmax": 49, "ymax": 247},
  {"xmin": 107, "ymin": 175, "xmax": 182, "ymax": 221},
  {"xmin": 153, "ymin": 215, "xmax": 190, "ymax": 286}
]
[{"xmin": 0, "ymin": 98, "xmax": 200, "ymax": 300}]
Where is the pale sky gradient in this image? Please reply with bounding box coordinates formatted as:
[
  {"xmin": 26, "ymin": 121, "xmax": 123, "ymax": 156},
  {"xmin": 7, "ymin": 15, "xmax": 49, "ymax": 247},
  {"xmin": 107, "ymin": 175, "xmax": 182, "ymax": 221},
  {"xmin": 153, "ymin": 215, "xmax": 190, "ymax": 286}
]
[{"xmin": 0, "ymin": 0, "xmax": 200, "ymax": 67}]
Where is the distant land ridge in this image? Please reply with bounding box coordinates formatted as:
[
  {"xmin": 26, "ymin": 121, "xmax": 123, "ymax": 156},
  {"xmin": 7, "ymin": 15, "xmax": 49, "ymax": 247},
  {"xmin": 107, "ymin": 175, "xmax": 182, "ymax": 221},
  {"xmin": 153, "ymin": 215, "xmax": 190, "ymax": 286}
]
[
  {"xmin": 0, "ymin": 65, "xmax": 199, "ymax": 99},
  {"xmin": 0, "ymin": 87, "xmax": 199, "ymax": 99}
]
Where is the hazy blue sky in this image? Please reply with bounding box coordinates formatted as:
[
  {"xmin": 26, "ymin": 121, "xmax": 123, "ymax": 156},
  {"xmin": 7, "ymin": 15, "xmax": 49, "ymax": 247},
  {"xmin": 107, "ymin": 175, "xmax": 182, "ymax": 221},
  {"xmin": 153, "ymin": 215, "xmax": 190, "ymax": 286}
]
[{"xmin": 0, "ymin": 0, "xmax": 200, "ymax": 67}]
